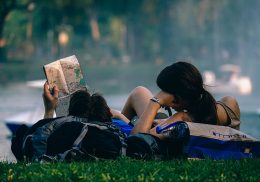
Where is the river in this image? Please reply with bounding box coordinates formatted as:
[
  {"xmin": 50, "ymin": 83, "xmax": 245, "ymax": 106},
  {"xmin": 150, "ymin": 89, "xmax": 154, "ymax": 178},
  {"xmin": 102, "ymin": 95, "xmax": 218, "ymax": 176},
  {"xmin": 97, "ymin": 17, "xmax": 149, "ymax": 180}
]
[{"xmin": 0, "ymin": 82, "xmax": 260, "ymax": 162}]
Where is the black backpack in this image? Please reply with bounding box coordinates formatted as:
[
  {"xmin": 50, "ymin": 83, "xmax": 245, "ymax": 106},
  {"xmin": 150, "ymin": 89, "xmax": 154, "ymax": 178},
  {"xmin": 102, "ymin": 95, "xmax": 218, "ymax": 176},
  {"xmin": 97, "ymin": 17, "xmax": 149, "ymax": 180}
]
[
  {"xmin": 126, "ymin": 133, "xmax": 168, "ymax": 160},
  {"xmin": 12, "ymin": 116, "xmax": 127, "ymax": 162},
  {"xmin": 125, "ymin": 121, "xmax": 190, "ymax": 160}
]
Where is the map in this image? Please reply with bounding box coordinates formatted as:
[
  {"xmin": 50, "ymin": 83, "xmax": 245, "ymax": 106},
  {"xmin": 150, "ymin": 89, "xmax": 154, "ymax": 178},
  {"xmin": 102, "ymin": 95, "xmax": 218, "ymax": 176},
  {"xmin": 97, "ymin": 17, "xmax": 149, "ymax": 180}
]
[{"xmin": 44, "ymin": 55, "xmax": 86, "ymax": 116}]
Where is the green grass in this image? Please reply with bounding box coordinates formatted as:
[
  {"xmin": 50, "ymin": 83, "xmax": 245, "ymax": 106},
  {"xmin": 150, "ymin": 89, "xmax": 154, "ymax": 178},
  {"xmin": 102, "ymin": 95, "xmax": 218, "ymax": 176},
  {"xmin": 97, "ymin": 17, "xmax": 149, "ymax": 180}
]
[{"xmin": 1, "ymin": 158, "xmax": 260, "ymax": 182}]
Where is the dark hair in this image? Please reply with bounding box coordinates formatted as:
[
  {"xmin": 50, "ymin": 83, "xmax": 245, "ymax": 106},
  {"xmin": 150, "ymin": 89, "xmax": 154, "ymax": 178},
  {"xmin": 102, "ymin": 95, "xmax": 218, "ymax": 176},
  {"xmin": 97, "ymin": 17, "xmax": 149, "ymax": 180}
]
[
  {"xmin": 69, "ymin": 89, "xmax": 91, "ymax": 118},
  {"xmin": 88, "ymin": 93, "xmax": 112, "ymax": 123},
  {"xmin": 156, "ymin": 61, "xmax": 218, "ymax": 124},
  {"xmin": 68, "ymin": 89, "xmax": 112, "ymax": 123}
]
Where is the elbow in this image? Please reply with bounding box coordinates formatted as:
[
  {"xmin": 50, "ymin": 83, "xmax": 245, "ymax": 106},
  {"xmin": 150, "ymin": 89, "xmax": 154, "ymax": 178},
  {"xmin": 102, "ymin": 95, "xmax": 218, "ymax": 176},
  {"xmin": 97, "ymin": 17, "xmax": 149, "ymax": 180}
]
[{"xmin": 130, "ymin": 125, "xmax": 150, "ymax": 135}]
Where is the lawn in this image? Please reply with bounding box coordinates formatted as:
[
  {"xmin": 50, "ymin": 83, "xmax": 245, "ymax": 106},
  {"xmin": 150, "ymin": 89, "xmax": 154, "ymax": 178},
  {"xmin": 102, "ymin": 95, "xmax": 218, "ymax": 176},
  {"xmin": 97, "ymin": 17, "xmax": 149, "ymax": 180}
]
[{"xmin": 1, "ymin": 158, "xmax": 260, "ymax": 181}]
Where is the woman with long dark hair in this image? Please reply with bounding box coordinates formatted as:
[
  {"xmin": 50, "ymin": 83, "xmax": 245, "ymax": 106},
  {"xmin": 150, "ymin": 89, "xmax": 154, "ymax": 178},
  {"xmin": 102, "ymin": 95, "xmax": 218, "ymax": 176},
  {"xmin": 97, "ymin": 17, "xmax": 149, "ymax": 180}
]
[{"xmin": 121, "ymin": 61, "xmax": 240, "ymax": 136}]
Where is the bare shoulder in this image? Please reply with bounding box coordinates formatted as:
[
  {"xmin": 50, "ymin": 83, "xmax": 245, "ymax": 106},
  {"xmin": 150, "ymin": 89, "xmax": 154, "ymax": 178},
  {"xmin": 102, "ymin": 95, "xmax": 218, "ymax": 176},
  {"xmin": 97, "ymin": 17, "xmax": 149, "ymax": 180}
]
[
  {"xmin": 217, "ymin": 96, "xmax": 240, "ymax": 123},
  {"xmin": 219, "ymin": 96, "xmax": 239, "ymax": 106}
]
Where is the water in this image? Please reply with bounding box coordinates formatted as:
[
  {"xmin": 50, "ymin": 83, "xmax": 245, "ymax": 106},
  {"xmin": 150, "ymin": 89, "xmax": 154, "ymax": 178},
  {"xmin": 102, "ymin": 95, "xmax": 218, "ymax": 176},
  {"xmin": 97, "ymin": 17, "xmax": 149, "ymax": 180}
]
[{"xmin": 0, "ymin": 82, "xmax": 260, "ymax": 162}]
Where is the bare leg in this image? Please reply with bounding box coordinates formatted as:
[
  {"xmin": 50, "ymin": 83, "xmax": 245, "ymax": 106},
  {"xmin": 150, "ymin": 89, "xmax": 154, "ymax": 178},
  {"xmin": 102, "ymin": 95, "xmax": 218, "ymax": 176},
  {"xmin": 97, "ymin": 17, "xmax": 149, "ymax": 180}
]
[{"xmin": 121, "ymin": 86, "xmax": 153, "ymax": 120}]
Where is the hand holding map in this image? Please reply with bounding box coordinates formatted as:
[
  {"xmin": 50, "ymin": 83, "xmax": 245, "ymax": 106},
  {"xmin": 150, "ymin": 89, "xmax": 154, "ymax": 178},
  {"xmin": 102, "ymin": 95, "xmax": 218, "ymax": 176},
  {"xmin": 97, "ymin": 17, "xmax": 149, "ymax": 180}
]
[{"xmin": 43, "ymin": 55, "xmax": 86, "ymax": 116}]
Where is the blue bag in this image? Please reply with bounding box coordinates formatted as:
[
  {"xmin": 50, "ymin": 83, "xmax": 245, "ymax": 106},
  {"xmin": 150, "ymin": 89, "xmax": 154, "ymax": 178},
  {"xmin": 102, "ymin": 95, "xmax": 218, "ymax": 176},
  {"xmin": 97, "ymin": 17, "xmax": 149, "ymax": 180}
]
[{"xmin": 183, "ymin": 122, "xmax": 260, "ymax": 160}]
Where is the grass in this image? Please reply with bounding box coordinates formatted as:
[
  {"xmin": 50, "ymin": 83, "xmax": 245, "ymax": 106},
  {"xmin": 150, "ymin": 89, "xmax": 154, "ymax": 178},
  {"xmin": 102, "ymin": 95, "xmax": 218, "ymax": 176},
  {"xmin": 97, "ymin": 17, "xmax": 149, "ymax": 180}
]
[{"xmin": 1, "ymin": 158, "xmax": 260, "ymax": 182}]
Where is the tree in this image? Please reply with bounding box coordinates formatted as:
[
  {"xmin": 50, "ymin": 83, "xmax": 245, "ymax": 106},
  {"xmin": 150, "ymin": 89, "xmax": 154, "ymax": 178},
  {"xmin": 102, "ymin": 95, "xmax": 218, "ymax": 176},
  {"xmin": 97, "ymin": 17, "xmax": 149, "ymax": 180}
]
[{"xmin": 0, "ymin": 0, "xmax": 32, "ymax": 63}]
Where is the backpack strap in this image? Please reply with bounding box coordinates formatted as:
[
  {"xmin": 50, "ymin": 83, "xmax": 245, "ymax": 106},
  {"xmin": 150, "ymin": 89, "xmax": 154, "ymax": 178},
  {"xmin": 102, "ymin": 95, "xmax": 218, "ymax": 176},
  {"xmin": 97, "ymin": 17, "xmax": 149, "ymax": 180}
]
[
  {"xmin": 121, "ymin": 146, "xmax": 127, "ymax": 156},
  {"xmin": 57, "ymin": 123, "xmax": 89, "ymax": 161},
  {"xmin": 22, "ymin": 134, "xmax": 32, "ymax": 153},
  {"xmin": 73, "ymin": 124, "xmax": 89, "ymax": 147}
]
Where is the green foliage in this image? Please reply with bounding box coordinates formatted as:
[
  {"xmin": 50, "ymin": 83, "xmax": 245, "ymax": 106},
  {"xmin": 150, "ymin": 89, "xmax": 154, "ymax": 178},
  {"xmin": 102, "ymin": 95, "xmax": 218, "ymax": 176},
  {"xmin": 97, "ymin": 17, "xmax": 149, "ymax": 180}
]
[
  {"xmin": 0, "ymin": 158, "xmax": 260, "ymax": 181},
  {"xmin": 1, "ymin": 0, "xmax": 260, "ymax": 72},
  {"xmin": 4, "ymin": 10, "xmax": 28, "ymax": 45}
]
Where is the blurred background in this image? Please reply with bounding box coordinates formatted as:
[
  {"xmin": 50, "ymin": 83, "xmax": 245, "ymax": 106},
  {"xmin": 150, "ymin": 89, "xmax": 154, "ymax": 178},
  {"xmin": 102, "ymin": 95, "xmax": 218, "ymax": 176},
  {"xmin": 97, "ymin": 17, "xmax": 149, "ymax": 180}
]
[
  {"xmin": 0, "ymin": 0, "xmax": 260, "ymax": 161},
  {"xmin": 1, "ymin": 0, "xmax": 260, "ymax": 92}
]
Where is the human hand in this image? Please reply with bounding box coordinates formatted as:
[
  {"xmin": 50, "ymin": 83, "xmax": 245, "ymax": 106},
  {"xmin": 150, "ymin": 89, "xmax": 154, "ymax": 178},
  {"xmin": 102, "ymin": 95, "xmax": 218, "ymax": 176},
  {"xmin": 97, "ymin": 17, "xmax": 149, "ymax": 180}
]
[
  {"xmin": 155, "ymin": 91, "xmax": 175, "ymax": 107},
  {"xmin": 155, "ymin": 91, "xmax": 185, "ymax": 111},
  {"xmin": 153, "ymin": 118, "xmax": 167, "ymax": 127},
  {"xmin": 43, "ymin": 81, "xmax": 59, "ymax": 118}
]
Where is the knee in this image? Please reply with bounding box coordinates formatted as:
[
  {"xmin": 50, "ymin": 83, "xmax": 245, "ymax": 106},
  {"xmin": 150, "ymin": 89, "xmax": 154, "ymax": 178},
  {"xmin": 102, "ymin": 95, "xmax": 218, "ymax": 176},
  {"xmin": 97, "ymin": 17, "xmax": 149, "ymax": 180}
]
[
  {"xmin": 129, "ymin": 86, "xmax": 152, "ymax": 101},
  {"xmin": 131, "ymin": 86, "xmax": 151, "ymax": 96}
]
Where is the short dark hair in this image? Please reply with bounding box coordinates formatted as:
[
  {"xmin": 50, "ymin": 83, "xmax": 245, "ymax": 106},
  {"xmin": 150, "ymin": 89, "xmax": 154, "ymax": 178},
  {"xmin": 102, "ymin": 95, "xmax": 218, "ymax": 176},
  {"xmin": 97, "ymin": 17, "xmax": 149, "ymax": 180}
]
[
  {"xmin": 88, "ymin": 93, "xmax": 112, "ymax": 123},
  {"xmin": 69, "ymin": 89, "xmax": 91, "ymax": 118},
  {"xmin": 69, "ymin": 89, "xmax": 112, "ymax": 123}
]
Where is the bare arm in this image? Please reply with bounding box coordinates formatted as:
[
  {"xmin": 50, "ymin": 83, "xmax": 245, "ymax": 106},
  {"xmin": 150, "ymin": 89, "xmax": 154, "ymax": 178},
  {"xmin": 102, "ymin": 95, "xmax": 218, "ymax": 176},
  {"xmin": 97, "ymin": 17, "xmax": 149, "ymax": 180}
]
[
  {"xmin": 131, "ymin": 101, "xmax": 161, "ymax": 134},
  {"xmin": 131, "ymin": 91, "xmax": 175, "ymax": 134},
  {"xmin": 149, "ymin": 112, "xmax": 190, "ymax": 137},
  {"xmin": 110, "ymin": 109, "xmax": 130, "ymax": 123},
  {"xmin": 42, "ymin": 81, "xmax": 59, "ymax": 119}
]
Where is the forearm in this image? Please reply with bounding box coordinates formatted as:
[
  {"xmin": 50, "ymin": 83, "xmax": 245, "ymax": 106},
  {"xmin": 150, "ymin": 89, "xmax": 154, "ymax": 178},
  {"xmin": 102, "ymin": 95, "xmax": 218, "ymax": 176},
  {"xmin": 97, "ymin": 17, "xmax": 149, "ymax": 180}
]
[
  {"xmin": 131, "ymin": 101, "xmax": 161, "ymax": 134},
  {"xmin": 44, "ymin": 110, "xmax": 55, "ymax": 119},
  {"xmin": 110, "ymin": 109, "xmax": 130, "ymax": 123},
  {"xmin": 42, "ymin": 82, "xmax": 58, "ymax": 119}
]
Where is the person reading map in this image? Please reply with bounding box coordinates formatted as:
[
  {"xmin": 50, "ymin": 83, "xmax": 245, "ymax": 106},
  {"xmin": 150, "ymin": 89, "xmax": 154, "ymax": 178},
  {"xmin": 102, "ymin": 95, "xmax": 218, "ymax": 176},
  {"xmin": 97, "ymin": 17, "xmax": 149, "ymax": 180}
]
[{"xmin": 43, "ymin": 55, "xmax": 86, "ymax": 116}]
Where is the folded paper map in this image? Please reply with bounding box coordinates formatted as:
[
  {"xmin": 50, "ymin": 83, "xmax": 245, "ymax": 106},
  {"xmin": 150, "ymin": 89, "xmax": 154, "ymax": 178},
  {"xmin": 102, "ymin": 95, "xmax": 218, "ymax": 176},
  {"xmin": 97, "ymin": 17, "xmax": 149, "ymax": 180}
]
[{"xmin": 43, "ymin": 55, "xmax": 86, "ymax": 116}]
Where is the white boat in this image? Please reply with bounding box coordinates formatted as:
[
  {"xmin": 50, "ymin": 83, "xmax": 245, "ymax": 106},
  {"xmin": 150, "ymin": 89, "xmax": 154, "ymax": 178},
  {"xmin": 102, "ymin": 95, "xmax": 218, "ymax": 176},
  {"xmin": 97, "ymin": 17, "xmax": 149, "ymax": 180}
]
[
  {"xmin": 26, "ymin": 79, "xmax": 46, "ymax": 88},
  {"xmin": 257, "ymin": 108, "xmax": 260, "ymax": 116},
  {"xmin": 203, "ymin": 64, "xmax": 252, "ymax": 95}
]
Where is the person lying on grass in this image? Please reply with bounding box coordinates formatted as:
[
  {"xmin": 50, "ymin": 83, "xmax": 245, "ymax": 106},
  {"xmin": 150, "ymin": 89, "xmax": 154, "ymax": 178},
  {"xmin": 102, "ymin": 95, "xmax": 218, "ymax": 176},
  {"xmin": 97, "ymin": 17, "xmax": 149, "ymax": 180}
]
[
  {"xmin": 120, "ymin": 61, "xmax": 241, "ymax": 137},
  {"xmin": 43, "ymin": 81, "xmax": 130, "ymax": 129}
]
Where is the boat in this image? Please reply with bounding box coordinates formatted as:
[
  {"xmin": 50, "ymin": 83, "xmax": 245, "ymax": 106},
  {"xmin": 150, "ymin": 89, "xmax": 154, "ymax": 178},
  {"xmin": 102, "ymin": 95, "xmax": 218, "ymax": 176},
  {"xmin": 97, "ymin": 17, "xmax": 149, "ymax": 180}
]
[
  {"xmin": 203, "ymin": 64, "xmax": 252, "ymax": 95},
  {"xmin": 5, "ymin": 109, "xmax": 43, "ymax": 134},
  {"xmin": 26, "ymin": 79, "xmax": 46, "ymax": 88},
  {"xmin": 257, "ymin": 108, "xmax": 260, "ymax": 116}
]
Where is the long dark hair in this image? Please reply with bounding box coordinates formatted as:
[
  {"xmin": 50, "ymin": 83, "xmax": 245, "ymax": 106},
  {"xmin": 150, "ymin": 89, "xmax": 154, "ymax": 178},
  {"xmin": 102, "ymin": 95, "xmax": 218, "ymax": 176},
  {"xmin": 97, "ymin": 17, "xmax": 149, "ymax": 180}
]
[
  {"xmin": 68, "ymin": 89, "xmax": 112, "ymax": 123},
  {"xmin": 156, "ymin": 61, "xmax": 218, "ymax": 124}
]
